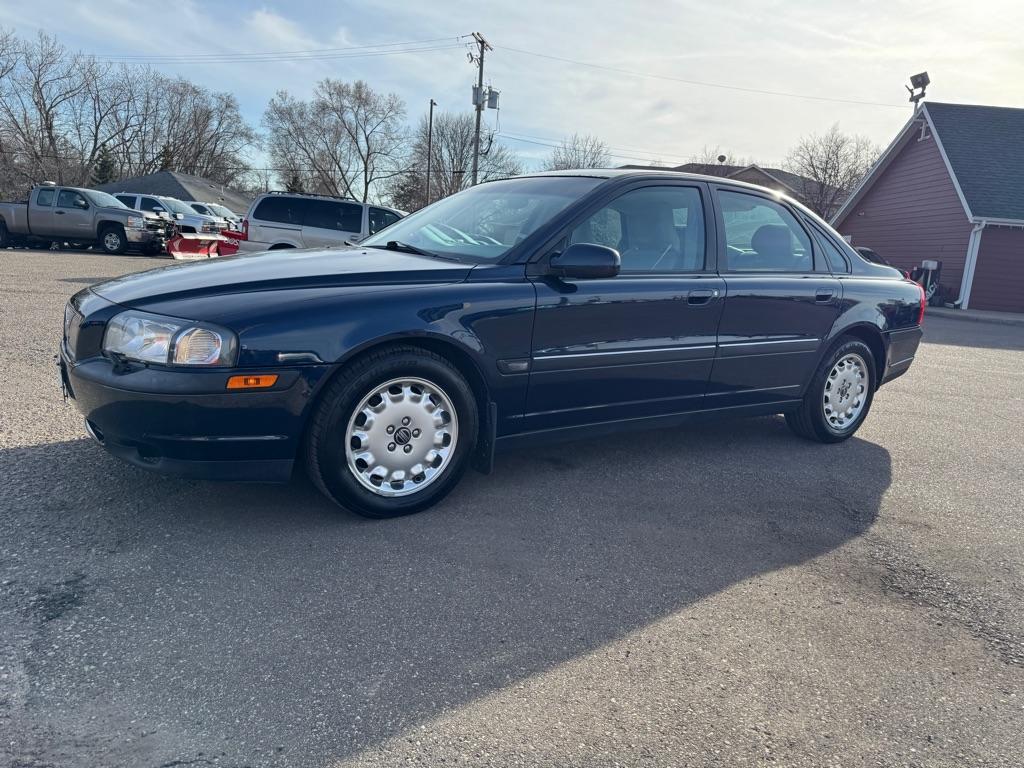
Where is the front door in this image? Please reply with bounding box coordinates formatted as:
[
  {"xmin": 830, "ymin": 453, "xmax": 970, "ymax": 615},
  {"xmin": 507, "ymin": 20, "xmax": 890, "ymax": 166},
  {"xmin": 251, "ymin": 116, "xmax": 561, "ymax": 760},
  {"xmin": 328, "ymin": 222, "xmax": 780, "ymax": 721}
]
[
  {"xmin": 300, "ymin": 199, "xmax": 363, "ymax": 247},
  {"xmin": 525, "ymin": 182, "xmax": 724, "ymax": 431},
  {"xmin": 53, "ymin": 189, "xmax": 93, "ymax": 239},
  {"xmin": 708, "ymin": 186, "xmax": 842, "ymax": 408}
]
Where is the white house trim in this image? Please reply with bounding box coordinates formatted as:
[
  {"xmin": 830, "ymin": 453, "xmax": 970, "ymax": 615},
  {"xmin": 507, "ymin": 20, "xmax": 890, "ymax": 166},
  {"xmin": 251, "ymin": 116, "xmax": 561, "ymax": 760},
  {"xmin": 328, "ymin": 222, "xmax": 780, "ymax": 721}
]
[
  {"xmin": 831, "ymin": 104, "xmax": 974, "ymax": 227},
  {"xmin": 926, "ymin": 105, "xmax": 975, "ymax": 222},
  {"xmin": 956, "ymin": 222, "xmax": 986, "ymax": 309}
]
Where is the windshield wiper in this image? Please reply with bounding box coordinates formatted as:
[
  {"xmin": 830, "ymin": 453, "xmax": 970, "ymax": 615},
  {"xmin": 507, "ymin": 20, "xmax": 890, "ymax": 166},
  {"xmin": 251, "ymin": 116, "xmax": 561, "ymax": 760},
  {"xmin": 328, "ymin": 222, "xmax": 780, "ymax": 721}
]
[{"xmin": 369, "ymin": 240, "xmax": 460, "ymax": 262}]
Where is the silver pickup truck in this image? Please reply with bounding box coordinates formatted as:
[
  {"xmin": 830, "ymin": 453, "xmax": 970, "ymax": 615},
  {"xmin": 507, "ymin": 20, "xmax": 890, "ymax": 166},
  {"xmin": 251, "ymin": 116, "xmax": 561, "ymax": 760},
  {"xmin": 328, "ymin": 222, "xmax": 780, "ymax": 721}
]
[{"xmin": 0, "ymin": 184, "xmax": 167, "ymax": 255}]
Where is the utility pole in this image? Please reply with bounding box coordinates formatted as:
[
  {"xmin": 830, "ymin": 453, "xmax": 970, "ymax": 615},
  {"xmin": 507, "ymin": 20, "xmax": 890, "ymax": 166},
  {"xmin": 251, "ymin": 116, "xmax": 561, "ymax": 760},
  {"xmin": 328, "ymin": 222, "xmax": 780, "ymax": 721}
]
[
  {"xmin": 470, "ymin": 32, "xmax": 492, "ymax": 186},
  {"xmin": 425, "ymin": 98, "xmax": 436, "ymax": 207}
]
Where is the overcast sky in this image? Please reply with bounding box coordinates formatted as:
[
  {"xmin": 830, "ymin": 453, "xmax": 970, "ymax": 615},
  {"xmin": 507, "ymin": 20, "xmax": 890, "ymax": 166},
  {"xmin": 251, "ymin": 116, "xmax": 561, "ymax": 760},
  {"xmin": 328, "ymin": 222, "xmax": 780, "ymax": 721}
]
[{"xmin": 2, "ymin": 0, "xmax": 1021, "ymax": 170}]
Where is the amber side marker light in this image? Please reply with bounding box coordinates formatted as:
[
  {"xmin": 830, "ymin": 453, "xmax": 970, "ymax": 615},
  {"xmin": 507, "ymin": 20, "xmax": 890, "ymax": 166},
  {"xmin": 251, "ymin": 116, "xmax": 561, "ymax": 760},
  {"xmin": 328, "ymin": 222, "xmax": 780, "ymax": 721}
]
[{"xmin": 226, "ymin": 374, "xmax": 278, "ymax": 390}]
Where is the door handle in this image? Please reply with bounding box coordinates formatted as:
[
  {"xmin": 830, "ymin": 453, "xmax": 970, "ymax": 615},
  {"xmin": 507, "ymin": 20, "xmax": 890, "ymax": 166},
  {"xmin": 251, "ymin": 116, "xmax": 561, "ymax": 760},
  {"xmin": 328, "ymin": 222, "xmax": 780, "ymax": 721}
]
[
  {"xmin": 815, "ymin": 288, "xmax": 835, "ymax": 303},
  {"xmin": 687, "ymin": 289, "xmax": 718, "ymax": 306},
  {"xmin": 54, "ymin": 210, "xmax": 65, "ymax": 215}
]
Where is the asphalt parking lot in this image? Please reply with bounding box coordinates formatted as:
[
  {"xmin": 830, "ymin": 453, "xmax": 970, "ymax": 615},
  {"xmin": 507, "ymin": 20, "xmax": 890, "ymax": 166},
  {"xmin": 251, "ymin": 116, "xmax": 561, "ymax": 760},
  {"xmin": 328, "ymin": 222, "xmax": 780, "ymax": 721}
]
[{"xmin": 1, "ymin": 248, "xmax": 1022, "ymax": 768}]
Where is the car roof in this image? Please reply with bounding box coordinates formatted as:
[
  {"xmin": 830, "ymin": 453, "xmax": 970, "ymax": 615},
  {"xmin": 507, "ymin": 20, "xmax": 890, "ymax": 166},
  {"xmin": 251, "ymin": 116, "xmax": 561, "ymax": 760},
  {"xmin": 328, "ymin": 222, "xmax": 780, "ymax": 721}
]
[{"xmin": 509, "ymin": 168, "xmax": 789, "ymax": 195}]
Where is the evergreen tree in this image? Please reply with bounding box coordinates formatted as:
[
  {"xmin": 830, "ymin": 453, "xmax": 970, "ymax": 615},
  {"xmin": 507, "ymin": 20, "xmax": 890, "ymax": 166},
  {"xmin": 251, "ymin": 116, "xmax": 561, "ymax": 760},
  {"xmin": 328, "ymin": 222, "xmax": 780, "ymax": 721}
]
[{"xmin": 90, "ymin": 146, "xmax": 117, "ymax": 185}]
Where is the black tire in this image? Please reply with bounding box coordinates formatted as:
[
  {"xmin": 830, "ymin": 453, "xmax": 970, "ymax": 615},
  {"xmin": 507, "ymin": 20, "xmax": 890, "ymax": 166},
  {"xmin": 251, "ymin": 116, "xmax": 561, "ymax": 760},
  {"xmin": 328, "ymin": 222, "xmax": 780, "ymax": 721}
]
[
  {"xmin": 785, "ymin": 337, "xmax": 876, "ymax": 443},
  {"xmin": 270, "ymin": 243, "xmax": 295, "ymax": 250},
  {"xmin": 141, "ymin": 240, "xmax": 164, "ymax": 257},
  {"xmin": 306, "ymin": 346, "xmax": 479, "ymax": 518},
  {"xmin": 0, "ymin": 221, "xmax": 8, "ymax": 248},
  {"xmin": 99, "ymin": 224, "xmax": 127, "ymax": 255}
]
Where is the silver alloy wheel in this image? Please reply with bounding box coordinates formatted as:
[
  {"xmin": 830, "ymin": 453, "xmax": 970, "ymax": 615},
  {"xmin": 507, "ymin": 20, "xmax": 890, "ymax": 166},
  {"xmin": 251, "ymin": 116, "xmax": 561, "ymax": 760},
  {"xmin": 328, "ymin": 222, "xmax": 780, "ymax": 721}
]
[
  {"xmin": 345, "ymin": 377, "xmax": 459, "ymax": 498},
  {"xmin": 104, "ymin": 231, "xmax": 122, "ymax": 251},
  {"xmin": 822, "ymin": 352, "xmax": 868, "ymax": 430}
]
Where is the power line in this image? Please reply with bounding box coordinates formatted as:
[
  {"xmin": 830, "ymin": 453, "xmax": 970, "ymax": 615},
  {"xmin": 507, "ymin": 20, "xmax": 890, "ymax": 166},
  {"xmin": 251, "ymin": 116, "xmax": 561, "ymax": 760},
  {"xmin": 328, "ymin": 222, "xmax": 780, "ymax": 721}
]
[
  {"xmin": 497, "ymin": 132, "xmax": 685, "ymax": 165},
  {"xmin": 498, "ymin": 130, "xmax": 695, "ymax": 163},
  {"xmin": 100, "ymin": 36, "xmax": 463, "ymax": 60},
  {"xmin": 498, "ymin": 45, "xmax": 908, "ymax": 109},
  {"xmin": 95, "ymin": 43, "xmax": 469, "ymax": 65}
]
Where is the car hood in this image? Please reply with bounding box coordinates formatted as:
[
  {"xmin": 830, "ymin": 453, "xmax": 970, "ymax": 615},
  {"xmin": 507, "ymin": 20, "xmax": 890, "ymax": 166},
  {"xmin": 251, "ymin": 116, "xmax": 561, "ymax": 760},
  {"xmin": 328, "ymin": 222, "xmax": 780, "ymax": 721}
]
[{"xmin": 89, "ymin": 246, "xmax": 476, "ymax": 306}]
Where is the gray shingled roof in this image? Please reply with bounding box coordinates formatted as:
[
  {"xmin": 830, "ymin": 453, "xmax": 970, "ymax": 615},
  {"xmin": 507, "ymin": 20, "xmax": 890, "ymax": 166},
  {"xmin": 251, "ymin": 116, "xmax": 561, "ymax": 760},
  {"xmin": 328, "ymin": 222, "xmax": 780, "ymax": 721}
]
[
  {"xmin": 926, "ymin": 102, "xmax": 1024, "ymax": 221},
  {"xmin": 95, "ymin": 171, "xmax": 252, "ymax": 215}
]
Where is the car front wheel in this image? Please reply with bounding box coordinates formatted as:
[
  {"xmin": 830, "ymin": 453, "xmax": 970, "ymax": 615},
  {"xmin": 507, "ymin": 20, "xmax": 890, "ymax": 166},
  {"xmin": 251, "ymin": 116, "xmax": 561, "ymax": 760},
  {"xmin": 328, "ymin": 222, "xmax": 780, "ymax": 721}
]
[
  {"xmin": 99, "ymin": 225, "xmax": 127, "ymax": 254},
  {"xmin": 306, "ymin": 346, "xmax": 478, "ymax": 518},
  {"xmin": 785, "ymin": 337, "xmax": 876, "ymax": 443}
]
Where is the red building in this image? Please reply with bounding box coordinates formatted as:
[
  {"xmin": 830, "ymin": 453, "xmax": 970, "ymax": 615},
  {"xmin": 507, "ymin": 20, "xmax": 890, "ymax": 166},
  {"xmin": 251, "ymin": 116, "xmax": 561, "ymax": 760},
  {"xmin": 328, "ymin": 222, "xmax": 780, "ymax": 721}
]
[{"xmin": 834, "ymin": 102, "xmax": 1024, "ymax": 313}]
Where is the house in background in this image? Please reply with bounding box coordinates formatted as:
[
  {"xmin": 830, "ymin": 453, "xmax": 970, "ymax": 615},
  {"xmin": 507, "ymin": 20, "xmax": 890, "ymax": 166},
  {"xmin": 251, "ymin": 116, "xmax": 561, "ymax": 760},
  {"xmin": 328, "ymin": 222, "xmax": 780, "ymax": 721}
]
[
  {"xmin": 619, "ymin": 162, "xmax": 841, "ymax": 218},
  {"xmin": 95, "ymin": 171, "xmax": 253, "ymax": 216},
  {"xmin": 833, "ymin": 102, "xmax": 1024, "ymax": 313}
]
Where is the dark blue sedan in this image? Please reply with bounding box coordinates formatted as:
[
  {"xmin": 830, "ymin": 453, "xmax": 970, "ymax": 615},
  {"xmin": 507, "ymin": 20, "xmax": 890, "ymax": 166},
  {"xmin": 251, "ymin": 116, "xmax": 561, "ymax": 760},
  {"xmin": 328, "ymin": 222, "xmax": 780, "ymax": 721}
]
[{"xmin": 60, "ymin": 171, "xmax": 924, "ymax": 518}]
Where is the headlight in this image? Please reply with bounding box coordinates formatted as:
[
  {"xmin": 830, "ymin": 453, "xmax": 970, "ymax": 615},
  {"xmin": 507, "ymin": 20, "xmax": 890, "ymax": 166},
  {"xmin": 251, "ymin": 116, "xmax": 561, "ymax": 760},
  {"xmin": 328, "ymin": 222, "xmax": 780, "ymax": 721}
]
[
  {"xmin": 103, "ymin": 310, "xmax": 237, "ymax": 366},
  {"xmin": 126, "ymin": 216, "xmax": 146, "ymax": 229}
]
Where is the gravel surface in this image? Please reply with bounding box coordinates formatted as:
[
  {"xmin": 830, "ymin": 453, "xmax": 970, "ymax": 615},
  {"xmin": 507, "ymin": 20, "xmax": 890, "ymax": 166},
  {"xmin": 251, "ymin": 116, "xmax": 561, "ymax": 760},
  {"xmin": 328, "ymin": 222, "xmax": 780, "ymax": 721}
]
[{"xmin": 1, "ymin": 249, "xmax": 1022, "ymax": 768}]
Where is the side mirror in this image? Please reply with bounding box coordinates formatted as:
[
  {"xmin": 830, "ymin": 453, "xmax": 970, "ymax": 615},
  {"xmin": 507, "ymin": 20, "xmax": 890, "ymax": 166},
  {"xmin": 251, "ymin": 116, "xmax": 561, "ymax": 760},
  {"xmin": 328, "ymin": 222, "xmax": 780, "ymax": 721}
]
[
  {"xmin": 174, "ymin": 212, "xmax": 184, "ymax": 220},
  {"xmin": 75, "ymin": 199, "xmax": 89, "ymax": 210},
  {"xmin": 548, "ymin": 243, "xmax": 620, "ymax": 279}
]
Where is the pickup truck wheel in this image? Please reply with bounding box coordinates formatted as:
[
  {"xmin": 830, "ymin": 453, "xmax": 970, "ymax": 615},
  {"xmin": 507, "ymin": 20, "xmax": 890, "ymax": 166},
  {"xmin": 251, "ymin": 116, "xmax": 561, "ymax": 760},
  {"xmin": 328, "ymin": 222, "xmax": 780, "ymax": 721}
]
[
  {"xmin": 785, "ymin": 337, "xmax": 876, "ymax": 443},
  {"xmin": 306, "ymin": 346, "xmax": 478, "ymax": 518},
  {"xmin": 0, "ymin": 221, "xmax": 8, "ymax": 248},
  {"xmin": 99, "ymin": 225, "xmax": 127, "ymax": 255}
]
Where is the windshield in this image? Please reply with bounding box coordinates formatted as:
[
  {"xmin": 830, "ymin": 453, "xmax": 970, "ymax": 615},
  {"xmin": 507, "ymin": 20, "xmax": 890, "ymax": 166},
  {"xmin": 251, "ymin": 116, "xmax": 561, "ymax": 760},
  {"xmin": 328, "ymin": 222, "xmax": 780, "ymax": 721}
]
[
  {"xmin": 209, "ymin": 203, "xmax": 236, "ymax": 218},
  {"xmin": 84, "ymin": 190, "xmax": 128, "ymax": 209},
  {"xmin": 159, "ymin": 197, "xmax": 197, "ymax": 215},
  {"xmin": 360, "ymin": 176, "xmax": 604, "ymax": 262}
]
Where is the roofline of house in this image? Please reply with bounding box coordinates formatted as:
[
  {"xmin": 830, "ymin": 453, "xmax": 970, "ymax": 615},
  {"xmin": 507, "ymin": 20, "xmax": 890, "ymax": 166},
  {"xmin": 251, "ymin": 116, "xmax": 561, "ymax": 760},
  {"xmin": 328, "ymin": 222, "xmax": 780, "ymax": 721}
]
[
  {"xmin": 726, "ymin": 164, "xmax": 801, "ymax": 196},
  {"xmin": 831, "ymin": 103, "xmax": 976, "ymax": 227}
]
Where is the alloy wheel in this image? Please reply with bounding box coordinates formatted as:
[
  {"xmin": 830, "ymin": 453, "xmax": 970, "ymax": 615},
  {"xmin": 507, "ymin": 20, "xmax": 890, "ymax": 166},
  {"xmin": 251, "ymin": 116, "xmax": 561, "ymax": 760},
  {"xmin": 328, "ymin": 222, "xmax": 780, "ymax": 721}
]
[{"xmin": 344, "ymin": 377, "xmax": 458, "ymax": 497}]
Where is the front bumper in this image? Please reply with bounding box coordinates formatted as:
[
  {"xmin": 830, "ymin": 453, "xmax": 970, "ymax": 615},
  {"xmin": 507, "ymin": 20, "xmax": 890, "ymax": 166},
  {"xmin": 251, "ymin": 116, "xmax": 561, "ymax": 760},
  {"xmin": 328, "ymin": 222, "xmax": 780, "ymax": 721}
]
[
  {"xmin": 60, "ymin": 347, "xmax": 330, "ymax": 482},
  {"xmin": 126, "ymin": 227, "xmax": 162, "ymax": 244}
]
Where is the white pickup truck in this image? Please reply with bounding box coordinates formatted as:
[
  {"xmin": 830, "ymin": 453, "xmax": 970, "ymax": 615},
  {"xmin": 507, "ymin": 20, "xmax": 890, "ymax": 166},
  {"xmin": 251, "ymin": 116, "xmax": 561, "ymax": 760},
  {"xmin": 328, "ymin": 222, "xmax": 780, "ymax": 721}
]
[{"xmin": 0, "ymin": 184, "xmax": 167, "ymax": 254}]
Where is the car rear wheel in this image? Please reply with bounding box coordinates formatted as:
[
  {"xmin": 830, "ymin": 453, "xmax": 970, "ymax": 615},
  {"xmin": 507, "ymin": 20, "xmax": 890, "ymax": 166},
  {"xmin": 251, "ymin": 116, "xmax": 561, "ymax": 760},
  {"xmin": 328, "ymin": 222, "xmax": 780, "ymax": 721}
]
[
  {"xmin": 785, "ymin": 337, "xmax": 876, "ymax": 443},
  {"xmin": 306, "ymin": 346, "xmax": 478, "ymax": 518},
  {"xmin": 99, "ymin": 225, "xmax": 127, "ymax": 255},
  {"xmin": 0, "ymin": 221, "xmax": 8, "ymax": 248}
]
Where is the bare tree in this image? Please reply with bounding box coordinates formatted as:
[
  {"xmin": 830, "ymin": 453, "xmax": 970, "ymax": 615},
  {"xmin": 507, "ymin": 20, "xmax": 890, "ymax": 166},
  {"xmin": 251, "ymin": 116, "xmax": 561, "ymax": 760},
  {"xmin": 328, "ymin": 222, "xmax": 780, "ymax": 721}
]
[
  {"xmin": 263, "ymin": 79, "xmax": 407, "ymax": 202},
  {"xmin": 784, "ymin": 124, "xmax": 880, "ymax": 218},
  {"xmin": 385, "ymin": 110, "xmax": 522, "ymax": 212},
  {"xmin": 0, "ymin": 30, "xmax": 256, "ymax": 199},
  {"xmin": 543, "ymin": 133, "xmax": 610, "ymax": 171}
]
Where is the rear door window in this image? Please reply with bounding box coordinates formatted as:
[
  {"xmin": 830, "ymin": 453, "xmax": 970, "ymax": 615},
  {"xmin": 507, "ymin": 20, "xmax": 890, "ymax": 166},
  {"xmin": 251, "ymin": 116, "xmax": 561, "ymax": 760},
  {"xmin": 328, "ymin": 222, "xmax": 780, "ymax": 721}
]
[
  {"xmin": 115, "ymin": 195, "xmax": 136, "ymax": 208},
  {"xmin": 253, "ymin": 196, "xmax": 303, "ymax": 226},
  {"xmin": 717, "ymin": 190, "xmax": 813, "ymax": 272},
  {"xmin": 35, "ymin": 188, "xmax": 56, "ymax": 207},
  {"xmin": 303, "ymin": 200, "xmax": 363, "ymax": 232},
  {"xmin": 810, "ymin": 224, "xmax": 851, "ymax": 273}
]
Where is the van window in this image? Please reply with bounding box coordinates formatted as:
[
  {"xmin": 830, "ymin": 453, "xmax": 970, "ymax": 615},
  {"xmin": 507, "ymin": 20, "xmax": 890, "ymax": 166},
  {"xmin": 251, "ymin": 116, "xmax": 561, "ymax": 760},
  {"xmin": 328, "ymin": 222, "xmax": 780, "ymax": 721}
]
[
  {"xmin": 304, "ymin": 199, "xmax": 363, "ymax": 232},
  {"xmin": 369, "ymin": 207, "xmax": 401, "ymax": 234},
  {"xmin": 35, "ymin": 188, "xmax": 56, "ymax": 207},
  {"xmin": 252, "ymin": 196, "xmax": 303, "ymax": 226}
]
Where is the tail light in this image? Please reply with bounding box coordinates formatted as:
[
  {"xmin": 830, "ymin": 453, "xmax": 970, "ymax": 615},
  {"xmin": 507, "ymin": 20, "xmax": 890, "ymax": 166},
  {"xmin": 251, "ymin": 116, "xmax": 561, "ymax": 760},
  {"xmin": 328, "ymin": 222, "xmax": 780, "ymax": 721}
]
[
  {"xmin": 242, "ymin": 218, "xmax": 249, "ymax": 238},
  {"xmin": 916, "ymin": 281, "xmax": 926, "ymax": 325}
]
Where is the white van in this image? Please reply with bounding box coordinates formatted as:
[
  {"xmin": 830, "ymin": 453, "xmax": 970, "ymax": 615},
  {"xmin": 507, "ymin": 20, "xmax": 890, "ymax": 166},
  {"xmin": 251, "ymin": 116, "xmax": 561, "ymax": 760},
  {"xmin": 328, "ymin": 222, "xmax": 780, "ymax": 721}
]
[{"xmin": 241, "ymin": 192, "xmax": 403, "ymax": 252}]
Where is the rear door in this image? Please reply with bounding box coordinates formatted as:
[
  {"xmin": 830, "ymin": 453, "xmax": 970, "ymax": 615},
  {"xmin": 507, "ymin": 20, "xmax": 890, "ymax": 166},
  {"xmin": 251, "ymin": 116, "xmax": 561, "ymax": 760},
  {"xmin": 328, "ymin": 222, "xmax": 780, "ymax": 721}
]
[
  {"xmin": 249, "ymin": 196, "xmax": 303, "ymax": 247},
  {"xmin": 29, "ymin": 187, "xmax": 57, "ymax": 234},
  {"xmin": 708, "ymin": 186, "xmax": 841, "ymax": 408},
  {"xmin": 526, "ymin": 181, "xmax": 724, "ymax": 431},
  {"xmin": 53, "ymin": 189, "xmax": 93, "ymax": 239},
  {"xmin": 300, "ymin": 199, "xmax": 363, "ymax": 247}
]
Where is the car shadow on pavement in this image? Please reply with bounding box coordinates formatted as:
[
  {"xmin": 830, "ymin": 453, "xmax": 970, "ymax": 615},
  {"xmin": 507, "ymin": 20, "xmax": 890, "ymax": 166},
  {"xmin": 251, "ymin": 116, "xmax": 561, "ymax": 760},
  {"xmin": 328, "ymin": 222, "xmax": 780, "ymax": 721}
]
[{"xmin": 1, "ymin": 416, "xmax": 891, "ymax": 766}]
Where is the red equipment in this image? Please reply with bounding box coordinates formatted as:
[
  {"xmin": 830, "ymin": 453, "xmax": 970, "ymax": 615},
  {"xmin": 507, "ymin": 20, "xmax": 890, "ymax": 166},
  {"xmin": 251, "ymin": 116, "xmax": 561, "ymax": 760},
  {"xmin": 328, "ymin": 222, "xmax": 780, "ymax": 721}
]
[{"xmin": 165, "ymin": 231, "xmax": 242, "ymax": 260}]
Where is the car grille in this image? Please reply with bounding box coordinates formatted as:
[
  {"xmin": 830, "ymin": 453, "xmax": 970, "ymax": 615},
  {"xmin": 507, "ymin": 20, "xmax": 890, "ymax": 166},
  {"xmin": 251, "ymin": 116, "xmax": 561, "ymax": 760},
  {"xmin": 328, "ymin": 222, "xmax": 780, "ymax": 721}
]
[{"xmin": 63, "ymin": 303, "xmax": 82, "ymax": 361}]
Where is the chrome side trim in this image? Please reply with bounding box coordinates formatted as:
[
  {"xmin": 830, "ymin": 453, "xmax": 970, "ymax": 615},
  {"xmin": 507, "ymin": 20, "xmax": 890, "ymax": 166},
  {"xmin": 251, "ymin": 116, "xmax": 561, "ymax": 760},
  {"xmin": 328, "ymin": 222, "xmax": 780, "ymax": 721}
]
[
  {"xmin": 536, "ymin": 344, "xmax": 716, "ymax": 360},
  {"xmin": 889, "ymin": 355, "xmax": 916, "ymax": 367},
  {"xmin": 277, "ymin": 352, "xmax": 324, "ymax": 364},
  {"xmin": 719, "ymin": 338, "xmax": 819, "ymax": 347}
]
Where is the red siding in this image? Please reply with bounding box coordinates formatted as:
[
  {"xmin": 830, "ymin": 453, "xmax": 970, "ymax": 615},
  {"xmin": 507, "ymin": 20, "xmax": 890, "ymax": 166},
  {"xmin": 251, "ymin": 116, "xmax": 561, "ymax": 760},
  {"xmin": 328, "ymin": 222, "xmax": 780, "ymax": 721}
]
[
  {"xmin": 838, "ymin": 133, "xmax": 972, "ymax": 298},
  {"xmin": 970, "ymin": 226, "xmax": 1024, "ymax": 312}
]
